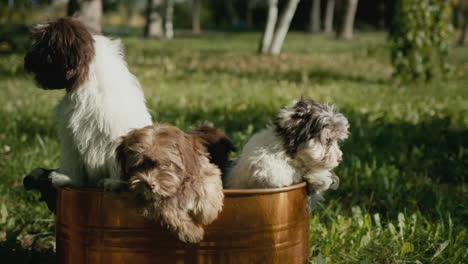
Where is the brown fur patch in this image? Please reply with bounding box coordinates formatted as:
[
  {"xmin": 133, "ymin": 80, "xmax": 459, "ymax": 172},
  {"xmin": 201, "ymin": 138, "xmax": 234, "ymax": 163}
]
[{"xmin": 24, "ymin": 17, "xmax": 95, "ymax": 91}]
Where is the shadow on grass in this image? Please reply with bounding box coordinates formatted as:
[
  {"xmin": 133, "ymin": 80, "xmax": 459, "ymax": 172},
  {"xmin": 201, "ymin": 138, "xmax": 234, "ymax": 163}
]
[{"xmin": 0, "ymin": 242, "xmax": 55, "ymax": 264}]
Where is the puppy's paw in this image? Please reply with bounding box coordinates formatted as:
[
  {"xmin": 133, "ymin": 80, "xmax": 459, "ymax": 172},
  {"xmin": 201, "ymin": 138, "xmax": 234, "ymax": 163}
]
[
  {"xmin": 329, "ymin": 171, "xmax": 340, "ymax": 190},
  {"xmin": 308, "ymin": 173, "xmax": 333, "ymax": 193},
  {"xmin": 177, "ymin": 224, "xmax": 204, "ymax": 243},
  {"xmin": 49, "ymin": 172, "xmax": 74, "ymax": 187}
]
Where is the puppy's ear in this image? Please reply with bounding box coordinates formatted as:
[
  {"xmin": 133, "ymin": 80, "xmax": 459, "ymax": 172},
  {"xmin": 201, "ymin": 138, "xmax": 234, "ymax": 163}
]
[
  {"xmin": 274, "ymin": 99, "xmax": 322, "ymax": 157},
  {"xmin": 24, "ymin": 17, "xmax": 95, "ymax": 90},
  {"xmin": 116, "ymin": 135, "xmax": 131, "ymax": 177},
  {"xmin": 178, "ymin": 134, "xmax": 202, "ymax": 178},
  {"xmin": 220, "ymin": 137, "xmax": 237, "ymax": 153}
]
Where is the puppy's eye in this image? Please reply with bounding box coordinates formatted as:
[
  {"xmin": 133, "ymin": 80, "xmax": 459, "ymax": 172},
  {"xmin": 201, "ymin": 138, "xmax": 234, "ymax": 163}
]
[{"xmin": 141, "ymin": 158, "xmax": 157, "ymax": 169}]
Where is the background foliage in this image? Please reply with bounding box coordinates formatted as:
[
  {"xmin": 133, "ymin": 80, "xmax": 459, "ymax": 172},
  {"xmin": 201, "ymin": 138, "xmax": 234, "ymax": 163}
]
[{"xmin": 390, "ymin": 0, "xmax": 454, "ymax": 81}]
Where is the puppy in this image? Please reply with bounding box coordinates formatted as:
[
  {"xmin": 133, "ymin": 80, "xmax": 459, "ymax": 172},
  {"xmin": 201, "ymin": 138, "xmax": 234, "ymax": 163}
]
[
  {"xmin": 23, "ymin": 18, "xmax": 152, "ymax": 190},
  {"xmin": 117, "ymin": 124, "xmax": 224, "ymax": 243},
  {"xmin": 225, "ymin": 98, "xmax": 349, "ymax": 208},
  {"xmin": 188, "ymin": 126, "xmax": 237, "ymax": 175}
]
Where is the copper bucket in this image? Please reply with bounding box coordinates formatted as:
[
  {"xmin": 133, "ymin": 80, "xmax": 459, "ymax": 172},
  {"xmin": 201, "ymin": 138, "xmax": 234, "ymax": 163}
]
[{"xmin": 56, "ymin": 183, "xmax": 309, "ymax": 264}]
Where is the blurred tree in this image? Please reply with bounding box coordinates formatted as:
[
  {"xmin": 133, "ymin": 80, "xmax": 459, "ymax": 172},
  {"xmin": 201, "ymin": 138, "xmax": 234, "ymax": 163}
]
[
  {"xmin": 120, "ymin": 0, "xmax": 138, "ymax": 24},
  {"xmin": 309, "ymin": 0, "xmax": 321, "ymax": 33},
  {"xmin": 191, "ymin": 0, "xmax": 201, "ymax": 34},
  {"xmin": 390, "ymin": 0, "xmax": 453, "ymax": 81},
  {"xmin": 259, "ymin": 0, "xmax": 278, "ymax": 54},
  {"xmin": 144, "ymin": 0, "xmax": 164, "ymax": 38},
  {"xmin": 165, "ymin": 0, "xmax": 174, "ymax": 39},
  {"xmin": 461, "ymin": 11, "xmax": 468, "ymax": 45},
  {"xmin": 260, "ymin": 0, "xmax": 301, "ymax": 55},
  {"xmin": 324, "ymin": 0, "xmax": 335, "ymax": 33},
  {"xmin": 456, "ymin": 0, "xmax": 468, "ymax": 45},
  {"xmin": 246, "ymin": 0, "xmax": 262, "ymax": 29},
  {"xmin": 7, "ymin": 0, "xmax": 14, "ymax": 26},
  {"xmin": 68, "ymin": 0, "xmax": 103, "ymax": 33},
  {"xmin": 336, "ymin": 0, "xmax": 358, "ymax": 40}
]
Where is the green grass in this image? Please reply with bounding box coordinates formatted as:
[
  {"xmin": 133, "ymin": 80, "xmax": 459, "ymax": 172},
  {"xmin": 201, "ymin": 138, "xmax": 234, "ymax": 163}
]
[{"xmin": 0, "ymin": 29, "xmax": 467, "ymax": 263}]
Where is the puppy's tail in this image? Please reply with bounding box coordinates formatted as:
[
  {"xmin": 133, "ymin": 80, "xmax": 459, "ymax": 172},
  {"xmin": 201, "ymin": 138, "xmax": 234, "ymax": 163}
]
[{"xmin": 24, "ymin": 17, "xmax": 95, "ymax": 90}]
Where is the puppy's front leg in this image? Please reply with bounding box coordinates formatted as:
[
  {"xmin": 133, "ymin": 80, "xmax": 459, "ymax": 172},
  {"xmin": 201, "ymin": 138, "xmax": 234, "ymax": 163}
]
[
  {"xmin": 160, "ymin": 204, "xmax": 204, "ymax": 243},
  {"xmin": 51, "ymin": 147, "xmax": 87, "ymax": 188},
  {"xmin": 191, "ymin": 164, "xmax": 224, "ymax": 225},
  {"xmin": 303, "ymin": 170, "xmax": 334, "ymax": 193}
]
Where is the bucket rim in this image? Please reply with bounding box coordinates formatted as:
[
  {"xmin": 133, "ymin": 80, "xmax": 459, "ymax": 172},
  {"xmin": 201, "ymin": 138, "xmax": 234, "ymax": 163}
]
[{"xmin": 59, "ymin": 182, "xmax": 307, "ymax": 196}]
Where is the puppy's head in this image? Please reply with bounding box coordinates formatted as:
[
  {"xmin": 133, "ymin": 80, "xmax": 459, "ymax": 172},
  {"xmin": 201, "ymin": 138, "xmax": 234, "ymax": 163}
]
[
  {"xmin": 24, "ymin": 17, "xmax": 95, "ymax": 91},
  {"xmin": 117, "ymin": 125, "xmax": 202, "ymax": 200},
  {"xmin": 188, "ymin": 126, "xmax": 237, "ymax": 172},
  {"xmin": 274, "ymin": 98, "xmax": 349, "ymax": 170}
]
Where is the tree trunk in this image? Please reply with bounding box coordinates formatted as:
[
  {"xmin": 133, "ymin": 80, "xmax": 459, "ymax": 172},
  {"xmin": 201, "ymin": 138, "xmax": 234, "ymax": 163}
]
[
  {"xmin": 123, "ymin": 0, "xmax": 135, "ymax": 25},
  {"xmin": 246, "ymin": 0, "xmax": 257, "ymax": 29},
  {"xmin": 459, "ymin": 10, "xmax": 468, "ymax": 45},
  {"xmin": 337, "ymin": 0, "xmax": 358, "ymax": 40},
  {"xmin": 165, "ymin": 0, "xmax": 174, "ymax": 39},
  {"xmin": 324, "ymin": 0, "xmax": 335, "ymax": 33},
  {"xmin": 144, "ymin": 0, "xmax": 164, "ymax": 38},
  {"xmin": 67, "ymin": 0, "xmax": 102, "ymax": 34},
  {"xmin": 191, "ymin": 0, "xmax": 201, "ymax": 34},
  {"xmin": 259, "ymin": 0, "xmax": 279, "ymax": 54},
  {"xmin": 309, "ymin": 0, "xmax": 321, "ymax": 33},
  {"xmin": 269, "ymin": 0, "xmax": 300, "ymax": 55},
  {"xmin": 7, "ymin": 0, "xmax": 14, "ymax": 25}
]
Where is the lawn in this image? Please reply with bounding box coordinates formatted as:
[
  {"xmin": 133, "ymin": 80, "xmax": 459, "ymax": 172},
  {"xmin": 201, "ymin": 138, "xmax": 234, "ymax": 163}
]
[{"xmin": 0, "ymin": 28, "xmax": 467, "ymax": 263}]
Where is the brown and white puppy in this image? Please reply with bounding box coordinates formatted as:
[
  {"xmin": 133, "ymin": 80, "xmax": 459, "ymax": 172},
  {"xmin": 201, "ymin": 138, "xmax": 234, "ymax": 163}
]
[
  {"xmin": 117, "ymin": 124, "xmax": 224, "ymax": 243},
  {"xmin": 188, "ymin": 126, "xmax": 237, "ymax": 176},
  {"xmin": 23, "ymin": 17, "xmax": 152, "ymax": 192}
]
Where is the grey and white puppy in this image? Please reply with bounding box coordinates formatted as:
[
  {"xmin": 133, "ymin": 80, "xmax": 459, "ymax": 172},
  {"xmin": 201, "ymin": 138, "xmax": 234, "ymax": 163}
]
[{"xmin": 225, "ymin": 98, "xmax": 349, "ymax": 210}]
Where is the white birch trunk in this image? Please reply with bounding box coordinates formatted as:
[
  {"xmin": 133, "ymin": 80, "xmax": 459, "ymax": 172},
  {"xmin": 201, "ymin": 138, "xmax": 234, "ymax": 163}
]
[
  {"xmin": 192, "ymin": 0, "xmax": 201, "ymax": 34},
  {"xmin": 324, "ymin": 0, "xmax": 335, "ymax": 33},
  {"xmin": 269, "ymin": 0, "xmax": 300, "ymax": 55},
  {"xmin": 338, "ymin": 0, "xmax": 358, "ymax": 40},
  {"xmin": 145, "ymin": 0, "xmax": 164, "ymax": 38},
  {"xmin": 309, "ymin": 0, "xmax": 321, "ymax": 33},
  {"xmin": 165, "ymin": 0, "xmax": 174, "ymax": 39},
  {"xmin": 259, "ymin": 0, "xmax": 278, "ymax": 54}
]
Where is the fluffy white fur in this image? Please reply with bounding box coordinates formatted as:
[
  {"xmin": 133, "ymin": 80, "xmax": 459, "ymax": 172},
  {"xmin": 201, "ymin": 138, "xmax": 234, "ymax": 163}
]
[
  {"xmin": 225, "ymin": 99, "xmax": 349, "ymax": 197},
  {"xmin": 225, "ymin": 128, "xmax": 301, "ymax": 188},
  {"xmin": 50, "ymin": 36, "xmax": 152, "ymax": 188}
]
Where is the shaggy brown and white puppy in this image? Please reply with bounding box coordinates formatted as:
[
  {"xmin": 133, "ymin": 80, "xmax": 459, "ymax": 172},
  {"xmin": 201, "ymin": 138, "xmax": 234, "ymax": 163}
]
[
  {"xmin": 117, "ymin": 124, "xmax": 224, "ymax": 243},
  {"xmin": 188, "ymin": 126, "xmax": 237, "ymax": 175},
  {"xmin": 23, "ymin": 17, "xmax": 152, "ymax": 193},
  {"xmin": 225, "ymin": 98, "xmax": 349, "ymax": 210}
]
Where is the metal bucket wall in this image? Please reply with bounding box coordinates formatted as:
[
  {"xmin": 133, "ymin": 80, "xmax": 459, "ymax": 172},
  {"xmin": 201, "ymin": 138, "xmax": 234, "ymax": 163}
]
[{"xmin": 56, "ymin": 183, "xmax": 309, "ymax": 264}]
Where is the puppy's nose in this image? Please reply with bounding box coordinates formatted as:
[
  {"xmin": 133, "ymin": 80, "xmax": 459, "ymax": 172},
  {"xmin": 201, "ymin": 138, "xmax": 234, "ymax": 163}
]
[{"xmin": 148, "ymin": 181, "xmax": 156, "ymax": 189}]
